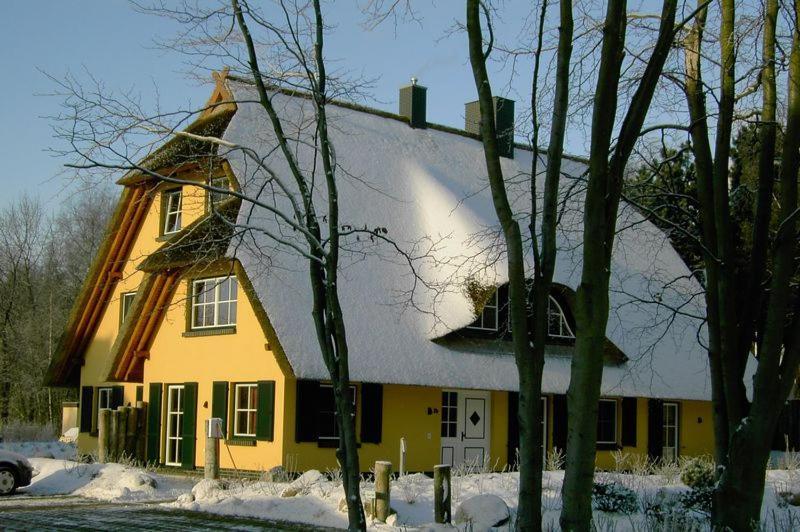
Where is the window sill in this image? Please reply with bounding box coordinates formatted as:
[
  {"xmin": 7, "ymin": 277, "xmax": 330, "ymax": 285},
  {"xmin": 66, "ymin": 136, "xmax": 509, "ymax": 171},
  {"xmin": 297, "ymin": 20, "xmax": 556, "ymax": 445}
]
[
  {"xmin": 226, "ymin": 438, "xmax": 257, "ymax": 447},
  {"xmin": 183, "ymin": 327, "xmax": 237, "ymax": 338},
  {"xmin": 156, "ymin": 233, "xmax": 179, "ymax": 242},
  {"xmin": 596, "ymin": 442, "xmax": 620, "ymax": 451}
]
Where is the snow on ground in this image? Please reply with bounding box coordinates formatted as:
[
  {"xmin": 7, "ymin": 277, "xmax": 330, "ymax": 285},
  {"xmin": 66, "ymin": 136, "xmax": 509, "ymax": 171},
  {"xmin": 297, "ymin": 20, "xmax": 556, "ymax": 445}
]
[
  {"xmin": 0, "ymin": 440, "xmax": 76, "ymax": 460},
  {"xmin": 19, "ymin": 458, "xmax": 194, "ymax": 502},
  {"xmin": 10, "ymin": 456, "xmax": 800, "ymax": 530}
]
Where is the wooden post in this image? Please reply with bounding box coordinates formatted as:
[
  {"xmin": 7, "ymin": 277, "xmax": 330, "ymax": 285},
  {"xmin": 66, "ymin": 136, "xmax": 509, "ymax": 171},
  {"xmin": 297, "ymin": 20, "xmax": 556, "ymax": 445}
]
[
  {"xmin": 115, "ymin": 407, "xmax": 128, "ymax": 461},
  {"xmin": 374, "ymin": 461, "xmax": 392, "ymax": 523},
  {"xmin": 125, "ymin": 406, "xmax": 138, "ymax": 460},
  {"xmin": 434, "ymin": 464, "xmax": 451, "ymax": 524},
  {"xmin": 97, "ymin": 409, "xmax": 111, "ymax": 463},
  {"xmin": 204, "ymin": 420, "xmax": 220, "ymax": 480},
  {"xmin": 136, "ymin": 401, "xmax": 147, "ymax": 462},
  {"xmin": 110, "ymin": 409, "xmax": 121, "ymax": 462}
]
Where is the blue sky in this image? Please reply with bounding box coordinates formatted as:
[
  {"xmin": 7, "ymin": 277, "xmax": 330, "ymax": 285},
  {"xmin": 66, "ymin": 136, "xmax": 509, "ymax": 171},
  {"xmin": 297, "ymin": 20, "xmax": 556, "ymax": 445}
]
[{"xmin": 0, "ymin": 1, "xmax": 561, "ymax": 209}]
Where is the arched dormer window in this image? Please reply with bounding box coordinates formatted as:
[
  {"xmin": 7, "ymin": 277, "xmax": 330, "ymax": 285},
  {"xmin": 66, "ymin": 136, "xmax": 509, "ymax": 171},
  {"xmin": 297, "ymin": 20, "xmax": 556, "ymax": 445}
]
[
  {"xmin": 466, "ymin": 291, "xmax": 499, "ymax": 331},
  {"xmin": 547, "ymin": 296, "xmax": 575, "ymax": 339}
]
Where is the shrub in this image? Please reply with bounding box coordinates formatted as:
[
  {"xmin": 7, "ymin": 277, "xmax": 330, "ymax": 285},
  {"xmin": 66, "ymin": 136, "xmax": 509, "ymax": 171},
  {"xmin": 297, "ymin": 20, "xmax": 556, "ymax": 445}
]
[
  {"xmin": 680, "ymin": 457, "xmax": 715, "ymax": 489},
  {"xmin": 592, "ymin": 482, "xmax": 639, "ymax": 514},
  {"xmin": 680, "ymin": 486, "xmax": 714, "ymax": 515}
]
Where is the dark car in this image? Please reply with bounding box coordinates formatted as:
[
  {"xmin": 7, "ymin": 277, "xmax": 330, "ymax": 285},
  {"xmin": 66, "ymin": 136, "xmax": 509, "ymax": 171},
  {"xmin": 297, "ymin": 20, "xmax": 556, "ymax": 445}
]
[{"xmin": 0, "ymin": 450, "xmax": 36, "ymax": 495}]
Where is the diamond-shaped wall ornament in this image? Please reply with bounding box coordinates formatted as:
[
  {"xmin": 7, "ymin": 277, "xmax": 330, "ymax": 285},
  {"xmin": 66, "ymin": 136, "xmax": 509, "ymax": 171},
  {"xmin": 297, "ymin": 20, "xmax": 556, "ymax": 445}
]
[{"xmin": 469, "ymin": 411, "xmax": 481, "ymax": 426}]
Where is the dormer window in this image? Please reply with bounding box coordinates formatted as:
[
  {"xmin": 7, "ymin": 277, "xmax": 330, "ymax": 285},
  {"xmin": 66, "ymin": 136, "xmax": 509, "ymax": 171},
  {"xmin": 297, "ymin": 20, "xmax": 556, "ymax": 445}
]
[
  {"xmin": 208, "ymin": 176, "xmax": 230, "ymax": 210},
  {"xmin": 162, "ymin": 188, "xmax": 183, "ymax": 235},
  {"xmin": 467, "ymin": 291, "xmax": 499, "ymax": 331},
  {"xmin": 547, "ymin": 296, "xmax": 575, "ymax": 339}
]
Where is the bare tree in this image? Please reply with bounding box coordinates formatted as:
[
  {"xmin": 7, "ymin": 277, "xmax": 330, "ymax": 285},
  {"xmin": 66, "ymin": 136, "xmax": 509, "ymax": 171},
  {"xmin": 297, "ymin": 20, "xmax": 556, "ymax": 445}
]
[
  {"xmin": 465, "ymin": 0, "xmax": 572, "ymax": 529},
  {"xmin": 681, "ymin": 0, "xmax": 800, "ymax": 527},
  {"xmin": 558, "ymin": 1, "xmax": 678, "ymax": 529}
]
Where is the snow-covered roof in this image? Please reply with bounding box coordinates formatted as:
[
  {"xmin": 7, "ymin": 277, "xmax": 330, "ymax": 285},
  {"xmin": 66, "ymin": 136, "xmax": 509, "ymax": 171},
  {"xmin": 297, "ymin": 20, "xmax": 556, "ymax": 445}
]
[{"xmin": 223, "ymin": 82, "xmax": 711, "ymax": 401}]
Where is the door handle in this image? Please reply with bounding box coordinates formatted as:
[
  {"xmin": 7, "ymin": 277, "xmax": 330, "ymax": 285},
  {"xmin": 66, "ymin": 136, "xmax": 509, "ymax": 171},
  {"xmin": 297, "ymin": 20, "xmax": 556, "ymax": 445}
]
[{"xmin": 461, "ymin": 431, "xmax": 465, "ymax": 441}]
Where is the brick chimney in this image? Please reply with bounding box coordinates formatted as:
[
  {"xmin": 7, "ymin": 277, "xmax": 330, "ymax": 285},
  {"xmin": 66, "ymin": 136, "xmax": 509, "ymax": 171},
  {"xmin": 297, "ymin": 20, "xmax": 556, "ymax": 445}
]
[
  {"xmin": 465, "ymin": 97, "xmax": 515, "ymax": 159},
  {"xmin": 399, "ymin": 78, "xmax": 427, "ymax": 129}
]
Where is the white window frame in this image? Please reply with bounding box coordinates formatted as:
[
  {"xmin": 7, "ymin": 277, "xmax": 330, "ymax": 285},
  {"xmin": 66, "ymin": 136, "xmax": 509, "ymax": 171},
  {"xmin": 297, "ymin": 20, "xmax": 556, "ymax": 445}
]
[
  {"xmin": 120, "ymin": 292, "xmax": 136, "ymax": 324},
  {"xmin": 208, "ymin": 176, "xmax": 230, "ymax": 209},
  {"xmin": 96, "ymin": 387, "xmax": 113, "ymax": 428},
  {"xmin": 163, "ymin": 189, "xmax": 183, "ymax": 235},
  {"xmin": 441, "ymin": 391, "xmax": 458, "ymax": 438},
  {"xmin": 597, "ymin": 399, "xmax": 618, "ymax": 445},
  {"xmin": 318, "ymin": 384, "xmax": 356, "ymax": 442},
  {"xmin": 663, "ymin": 402, "xmax": 679, "ymax": 462},
  {"xmin": 191, "ymin": 276, "xmax": 238, "ymax": 329},
  {"xmin": 467, "ymin": 291, "xmax": 499, "ymax": 331},
  {"xmin": 547, "ymin": 296, "xmax": 575, "ymax": 339},
  {"xmin": 165, "ymin": 385, "xmax": 184, "ymax": 467},
  {"xmin": 233, "ymin": 383, "xmax": 258, "ymax": 438}
]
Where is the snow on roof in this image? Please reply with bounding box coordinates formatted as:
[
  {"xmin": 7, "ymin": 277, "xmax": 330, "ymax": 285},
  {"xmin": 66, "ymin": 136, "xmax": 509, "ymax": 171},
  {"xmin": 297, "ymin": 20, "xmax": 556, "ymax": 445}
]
[{"xmin": 223, "ymin": 82, "xmax": 711, "ymax": 401}]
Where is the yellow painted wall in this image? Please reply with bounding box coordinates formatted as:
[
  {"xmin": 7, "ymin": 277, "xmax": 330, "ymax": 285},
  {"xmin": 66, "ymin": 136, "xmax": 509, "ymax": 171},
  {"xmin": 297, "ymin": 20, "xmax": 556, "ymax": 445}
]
[
  {"xmin": 143, "ymin": 271, "xmax": 288, "ymax": 470},
  {"xmin": 77, "ymin": 180, "xmax": 209, "ymax": 455}
]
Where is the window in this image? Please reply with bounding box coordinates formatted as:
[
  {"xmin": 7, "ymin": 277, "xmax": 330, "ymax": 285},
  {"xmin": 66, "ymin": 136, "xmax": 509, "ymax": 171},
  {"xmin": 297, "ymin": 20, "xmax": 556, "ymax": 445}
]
[
  {"xmin": 96, "ymin": 387, "xmax": 112, "ymax": 428},
  {"xmin": 318, "ymin": 384, "xmax": 356, "ymax": 442},
  {"xmin": 162, "ymin": 189, "xmax": 183, "ymax": 235},
  {"xmin": 208, "ymin": 176, "xmax": 230, "ymax": 209},
  {"xmin": 120, "ymin": 292, "xmax": 136, "ymax": 324},
  {"xmin": 191, "ymin": 276, "xmax": 238, "ymax": 329},
  {"xmin": 467, "ymin": 291, "xmax": 498, "ymax": 331},
  {"xmin": 547, "ymin": 296, "xmax": 574, "ymax": 338},
  {"xmin": 663, "ymin": 402, "xmax": 679, "ymax": 463},
  {"xmin": 441, "ymin": 391, "xmax": 457, "ymax": 438},
  {"xmin": 233, "ymin": 383, "xmax": 258, "ymax": 438},
  {"xmin": 597, "ymin": 399, "xmax": 618, "ymax": 445},
  {"xmin": 165, "ymin": 385, "xmax": 184, "ymax": 466}
]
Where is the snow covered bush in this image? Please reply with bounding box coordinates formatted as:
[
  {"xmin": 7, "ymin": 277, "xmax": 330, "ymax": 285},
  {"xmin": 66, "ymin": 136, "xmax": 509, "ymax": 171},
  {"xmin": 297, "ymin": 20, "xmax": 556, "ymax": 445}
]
[
  {"xmin": 0, "ymin": 421, "xmax": 58, "ymax": 442},
  {"xmin": 396, "ymin": 473, "xmax": 428, "ymax": 504},
  {"xmin": 680, "ymin": 457, "xmax": 715, "ymax": 489},
  {"xmin": 545, "ymin": 448, "xmax": 565, "ymax": 471},
  {"xmin": 591, "ymin": 481, "xmax": 639, "ymax": 514},
  {"xmin": 680, "ymin": 485, "xmax": 714, "ymax": 515}
]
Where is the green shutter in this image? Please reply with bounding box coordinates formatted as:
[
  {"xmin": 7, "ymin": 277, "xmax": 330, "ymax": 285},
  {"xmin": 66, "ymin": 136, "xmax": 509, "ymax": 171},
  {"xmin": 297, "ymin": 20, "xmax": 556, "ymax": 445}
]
[
  {"xmin": 146, "ymin": 383, "xmax": 163, "ymax": 463},
  {"xmin": 212, "ymin": 381, "xmax": 229, "ymax": 437},
  {"xmin": 295, "ymin": 380, "xmax": 320, "ymax": 442},
  {"xmin": 256, "ymin": 381, "xmax": 276, "ymax": 441},
  {"xmin": 79, "ymin": 386, "xmax": 94, "ymax": 433},
  {"xmin": 360, "ymin": 383, "xmax": 383, "ymax": 444},
  {"xmin": 181, "ymin": 382, "xmax": 198, "ymax": 469},
  {"xmin": 111, "ymin": 386, "xmax": 125, "ymax": 409}
]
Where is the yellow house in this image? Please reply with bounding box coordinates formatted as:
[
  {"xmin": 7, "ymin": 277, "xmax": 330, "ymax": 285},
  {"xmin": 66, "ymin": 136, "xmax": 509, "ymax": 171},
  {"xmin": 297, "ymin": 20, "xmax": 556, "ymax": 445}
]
[{"xmin": 46, "ymin": 71, "xmax": 715, "ymax": 473}]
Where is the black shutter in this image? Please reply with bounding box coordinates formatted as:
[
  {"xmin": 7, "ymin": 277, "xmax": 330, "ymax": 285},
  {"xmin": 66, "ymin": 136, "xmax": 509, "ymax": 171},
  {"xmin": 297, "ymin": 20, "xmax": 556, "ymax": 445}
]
[
  {"xmin": 181, "ymin": 382, "xmax": 198, "ymax": 469},
  {"xmin": 135, "ymin": 386, "xmax": 143, "ymax": 403},
  {"xmin": 553, "ymin": 394, "xmax": 568, "ymax": 452},
  {"xmin": 256, "ymin": 381, "xmax": 276, "ymax": 441},
  {"xmin": 621, "ymin": 397, "xmax": 638, "ymax": 447},
  {"xmin": 212, "ymin": 381, "xmax": 229, "ymax": 437},
  {"xmin": 789, "ymin": 401, "xmax": 800, "ymax": 451},
  {"xmin": 295, "ymin": 380, "xmax": 319, "ymax": 442},
  {"xmin": 111, "ymin": 386, "xmax": 125, "ymax": 409},
  {"xmin": 360, "ymin": 383, "xmax": 383, "ymax": 444},
  {"xmin": 146, "ymin": 383, "xmax": 162, "ymax": 463},
  {"xmin": 507, "ymin": 392, "xmax": 519, "ymax": 466},
  {"xmin": 79, "ymin": 386, "xmax": 94, "ymax": 433},
  {"xmin": 647, "ymin": 399, "xmax": 664, "ymax": 460}
]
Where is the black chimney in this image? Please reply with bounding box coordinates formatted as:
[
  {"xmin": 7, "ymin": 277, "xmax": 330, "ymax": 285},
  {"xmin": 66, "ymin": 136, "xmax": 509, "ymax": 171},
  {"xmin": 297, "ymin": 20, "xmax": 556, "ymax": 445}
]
[
  {"xmin": 465, "ymin": 97, "xmax": 515, "ymax": 159},
  {"xmin": 399, "ymin": 78, "xmax": 427, "ymax": 129}
]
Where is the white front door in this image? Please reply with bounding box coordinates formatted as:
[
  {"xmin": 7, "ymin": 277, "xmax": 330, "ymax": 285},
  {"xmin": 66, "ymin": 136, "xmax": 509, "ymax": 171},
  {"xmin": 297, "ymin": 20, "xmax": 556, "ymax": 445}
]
[
  {"xmin": 440, "ymin": 390, "xmax": 492, "ymax": 468},
  {"xmin": 165, "ymin": 385, "xmax": 184, "ymax": 466}
]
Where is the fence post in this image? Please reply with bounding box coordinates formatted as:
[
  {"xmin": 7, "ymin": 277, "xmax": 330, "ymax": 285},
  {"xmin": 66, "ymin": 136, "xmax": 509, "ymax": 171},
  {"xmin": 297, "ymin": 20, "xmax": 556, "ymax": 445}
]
[
  {"xmin": 125, "ymin": 406, "xmax": 137, "ymax": 460},
  {"xmin": 110, "ymin": 409, "xmax": 121, "ymax": 462},
  {"xmin": 97, "ymin": 409, "xmax": 111, "ymax": 463},
  {"xmin": 374, "ymin": 461, "xmax": 392, "ymax": 523},
  {"xmin": 434, "ymin": 464, "xmax": 451, "ymax": 524},
  {"xmin": 115, "ymin": 407, "xmax": 128, "ymax": 460},
  {"xmin": 399, "ymin": 437, "xmax": 407, "ymax": 476},
  {"xmin": 135, "ymin": 401, "xmax": 147, "ymax": 462},
  {"xmin": 204, "ymin": 419, "xmax": 220, "ymax": 480}
]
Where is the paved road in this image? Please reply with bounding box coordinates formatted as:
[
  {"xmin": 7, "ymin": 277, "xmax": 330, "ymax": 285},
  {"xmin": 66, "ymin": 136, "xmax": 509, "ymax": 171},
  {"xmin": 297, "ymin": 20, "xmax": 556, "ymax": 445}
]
[{"xmin": 0, "ymin": 496, "xmax": 335, "ymax": 531}]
